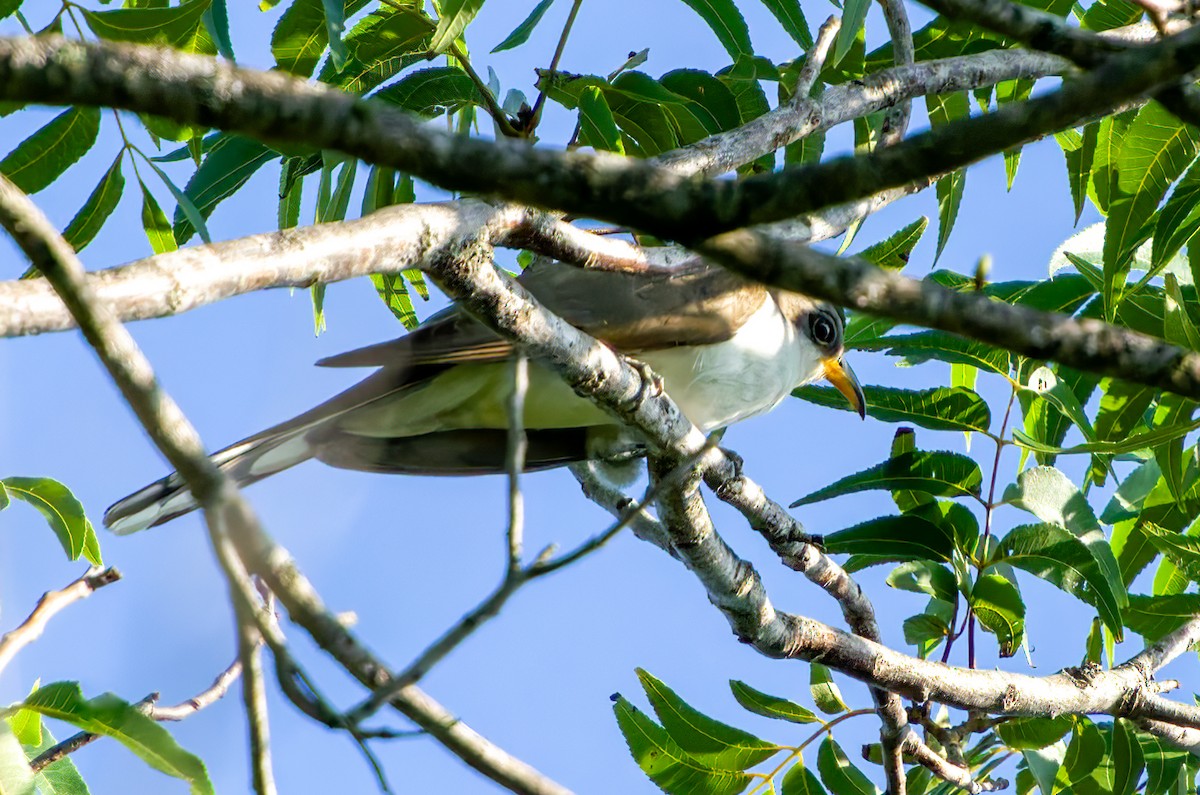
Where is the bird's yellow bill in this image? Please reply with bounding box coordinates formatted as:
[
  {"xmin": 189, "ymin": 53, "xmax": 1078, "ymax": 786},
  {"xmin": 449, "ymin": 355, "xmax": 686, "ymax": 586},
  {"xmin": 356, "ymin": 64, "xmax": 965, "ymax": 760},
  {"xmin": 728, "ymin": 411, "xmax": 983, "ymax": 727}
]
[{"xmin": 822, "ymin": 356, "xmax": 865, "ymax": 419}]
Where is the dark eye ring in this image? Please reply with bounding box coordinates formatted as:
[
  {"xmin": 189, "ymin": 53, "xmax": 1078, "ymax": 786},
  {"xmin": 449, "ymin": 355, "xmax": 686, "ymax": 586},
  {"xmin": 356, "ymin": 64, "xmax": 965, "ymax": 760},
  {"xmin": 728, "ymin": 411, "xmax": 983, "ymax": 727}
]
[{"xmin": 811, "ymin": 314, "xmax": 837, "ymax": 346}]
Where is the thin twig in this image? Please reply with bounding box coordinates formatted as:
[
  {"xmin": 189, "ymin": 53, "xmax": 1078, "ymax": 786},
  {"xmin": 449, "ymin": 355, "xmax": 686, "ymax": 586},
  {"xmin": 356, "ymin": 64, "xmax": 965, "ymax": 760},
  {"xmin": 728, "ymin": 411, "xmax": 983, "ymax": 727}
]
[
  {"xmin": 792, "ymin": 17, "xmax": 841, "ymax": 101},
  {"xmin": 527, "ymin": 0, "xmax": 584, "ymax": 134},
  {"xmin": 506, "ymin": 354, "xmax": 529, "ymax": 573},
  {"xmin": 29, "ymin": 694, "xmax": 157, "ymax": 773},
  {"xmin": 149, "ymin": 655, "xmax": 244, "ymax": 721},
  {"xmin": 0, "ymin": 567, "xmax": 120, "ymax": 674}
]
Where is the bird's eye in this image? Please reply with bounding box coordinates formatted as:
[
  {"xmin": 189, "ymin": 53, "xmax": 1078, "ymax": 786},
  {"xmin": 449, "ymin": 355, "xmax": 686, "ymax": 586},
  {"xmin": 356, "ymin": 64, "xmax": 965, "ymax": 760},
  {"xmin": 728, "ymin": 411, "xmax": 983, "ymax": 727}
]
[{"xmin": 811, "ymin": 314, "xmax": 837, "ymax": 346}]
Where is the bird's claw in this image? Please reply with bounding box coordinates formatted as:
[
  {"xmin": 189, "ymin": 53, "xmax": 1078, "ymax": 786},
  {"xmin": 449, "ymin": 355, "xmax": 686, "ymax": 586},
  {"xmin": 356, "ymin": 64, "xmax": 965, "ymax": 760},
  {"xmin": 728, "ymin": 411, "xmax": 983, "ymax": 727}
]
[
  {"xmin": 621, "ymin": 356, "xmax": 665, "ymax": 410},
  {"xmin": 719, "ymin": 447, "xmax": 744, "ymax": 478}
]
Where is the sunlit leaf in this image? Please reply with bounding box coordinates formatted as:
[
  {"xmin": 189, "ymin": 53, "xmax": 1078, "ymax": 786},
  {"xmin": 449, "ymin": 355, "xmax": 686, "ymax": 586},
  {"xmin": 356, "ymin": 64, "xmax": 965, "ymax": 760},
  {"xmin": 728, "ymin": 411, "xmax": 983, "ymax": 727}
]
[
  {"xmin": 173, "ymin": 134, "xmax": 276, "ymax": 244},
  {"xmin": 0, "ymin": 724, "xmax": 34, "ymax": 795},
  {"xmin": 729, "ymin": 681, "xmax": 818, "ymax": 724},
  {"xmin": 676, "ymin": 0, "xmax": 754, "ymax": 59},
  {"xmin": 792, "ymin": 385, "xmax": 991, "ymax": 434},
  {"xmin": 997, "ymin": 716, "xmax": 1074, "ymax": 750},
  {"xmin": 809, "ymin": 664, "xmax": 848, "ymax": 715},
  {"xmin": 824, "ymin": 514, "xmax": 957, "ymax": 564},
  {"xmin": 82, "ymin": 0, "xmax": 215, "ymax": 54},
  {"xmin": 1057, "ymin": 124, "xmax": 1098, "ymax": 224},
  {"xmin": 817, "ymin": 736, "xmax": 879, "ymax": 795},
  {"xmin": 854, "ymin": 218, "xmax": 928, "ymax": 271},
  {"xmin": 636, "ymin": 669, "xmax": 777, "ymax": 770},
  {"xmin": 781, "ymin": 757, "xmax": 827, "ymax": 795},
  {"xmin": 1113, "ymin": 718, "xmax": 1146, "ymax": 795},
  {"xmin": 62, "ymin": 151, "xmax": 125, "ymax": 252},
  {"xmin": 792, "ymin": 451, "xmax": 982, "ymax": 507},
  {"xmin": 0, "ymin": 108, "xmax": 100, "ymax": 195},
  {"xmin": 2, "ymin": 477, "xmax": 101, "ymax": 565},
  {"xmin": 272, "ymin": 0, "xmax": 371, "ymax": 76},
  {"xmin": 492, "ymin": 0, "xmax": 555, "ymax": 52},
  {"xmin": 970, "ymin": 573, "xmax": 1025, "ymax": 656},
  {"xmin": 886, "ymin": 560, "xmax": 958, "ymax": 603},
  {"xmin": 374, "ymin": 66, "xmax": 480, "ymax": 118},
  {"xmin": 429, "ymin": 0, "xmax": 484, "ymax": 54},
  {"xmin": 578, "ymin": 86, "xmax": 625, "ymax": 154}
]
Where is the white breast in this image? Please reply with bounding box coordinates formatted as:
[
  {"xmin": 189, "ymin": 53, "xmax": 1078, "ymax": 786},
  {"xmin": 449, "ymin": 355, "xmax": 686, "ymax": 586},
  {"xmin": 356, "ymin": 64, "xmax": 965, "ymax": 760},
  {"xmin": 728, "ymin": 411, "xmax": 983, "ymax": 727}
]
[{"xmin": 644, "ymin": 298, "xmax": 823, "ymax": 432}]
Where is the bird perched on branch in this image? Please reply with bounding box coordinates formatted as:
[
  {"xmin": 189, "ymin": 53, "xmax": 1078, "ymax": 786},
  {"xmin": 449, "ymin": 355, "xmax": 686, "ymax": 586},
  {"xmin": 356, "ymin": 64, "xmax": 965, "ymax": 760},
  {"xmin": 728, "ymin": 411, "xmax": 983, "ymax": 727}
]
[{"xmin": 104, "ymin": 260, "xmax": 864, "ymax": 534}]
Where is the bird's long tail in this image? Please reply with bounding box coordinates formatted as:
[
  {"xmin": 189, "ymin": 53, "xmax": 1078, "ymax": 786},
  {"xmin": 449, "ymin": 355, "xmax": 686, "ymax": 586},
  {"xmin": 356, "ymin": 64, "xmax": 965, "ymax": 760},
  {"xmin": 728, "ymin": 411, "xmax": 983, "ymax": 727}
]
[{"xmin": 103, "ymin": 429, "xmax": 314, "ymax": 535}]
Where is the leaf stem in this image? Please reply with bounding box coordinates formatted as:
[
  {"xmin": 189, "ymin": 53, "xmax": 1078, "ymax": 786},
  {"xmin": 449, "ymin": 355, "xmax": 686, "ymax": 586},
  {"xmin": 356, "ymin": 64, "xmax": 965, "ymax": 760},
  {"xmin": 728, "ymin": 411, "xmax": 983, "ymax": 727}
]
[{"xmin": 743, "ymin": 709, "xmax": 875, "ymax": 795}]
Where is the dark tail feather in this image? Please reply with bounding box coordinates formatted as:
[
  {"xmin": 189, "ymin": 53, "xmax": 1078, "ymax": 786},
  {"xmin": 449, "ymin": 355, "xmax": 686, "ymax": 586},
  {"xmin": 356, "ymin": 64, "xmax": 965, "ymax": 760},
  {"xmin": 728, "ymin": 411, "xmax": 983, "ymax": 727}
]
[{"xmin": 104, "ymin": 430, "xmax": 314, "ymax": 535}]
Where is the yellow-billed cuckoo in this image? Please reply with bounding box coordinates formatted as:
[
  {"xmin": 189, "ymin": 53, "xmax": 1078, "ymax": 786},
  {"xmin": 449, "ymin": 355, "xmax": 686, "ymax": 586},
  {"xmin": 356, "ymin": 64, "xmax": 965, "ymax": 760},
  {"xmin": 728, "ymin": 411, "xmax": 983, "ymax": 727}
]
[{"xmin": 104, "ymin": 260, "xmax": 864, "ymax": 534}]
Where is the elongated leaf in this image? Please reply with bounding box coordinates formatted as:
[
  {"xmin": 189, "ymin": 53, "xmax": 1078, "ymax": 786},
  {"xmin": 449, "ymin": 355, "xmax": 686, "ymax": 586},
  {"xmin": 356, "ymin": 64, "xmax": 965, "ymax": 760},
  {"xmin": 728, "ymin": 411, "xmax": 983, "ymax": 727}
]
[
  {"xmin": 429, "ymin": 0, "xmax": 484, "ymax": 54},
  {"xmin": 817, "ymin": 736, "xmax": 879, "ymax": 795},
  {"xmin": 492, "ymin": 0, "xmax": 555, "ymax": 52},
  {"xmin": 82, "ymin": 0, "xmax": 215, "ymax": 54},
  {"xmin": 834, "ymin": 0, "xmax": 869, "ymax": 66},
  {"xmin": 793, "ymin": 385, "xmax": 990, "ymax": 434},
  {"xmin": 996, "ymin": 523, "xmax": 1124, "ymax": 636},
  {"xmin": 25, "ymin": 725, "xmax": 90, "ymax": 795},
  {"xmin": 855, "ymin": 331, "xmax": 1010, "ymax": 374},
  {"xmin": 1153, "ymin": 157, "xmax": 1200, "ymax": 270},
  {"xmin": 677, "ymin": 0, "xmax": 753, "ymax": 59},
  {"xmin": 755, "ymin": 0, "xmax": 812, "ymax": 48},
  {"xmin": 809, "ymin": 664, "xmax": 848, "ymax": 715},
  {"xmin": 2, "ymin": 477, "xmax": 101, "ymax": 565},
  {"xmin": 317, "ymin": 10, "xmax": 431, "ymax": 95},
  {"xmin": 0, "ymin": 724, "xmax": 34, "ymax": 795},
  {"xmin": 636, "ymin": 669, "xmax": 776, "ymax": 770},
  {"xmin": 1023, "ymin": 746, "xmax": 1067, "ymax": 795},
  {"xmin": 903, "ymin": 611, "xmax": 950, "ymax": 647},
  {"xmin": 1141, "ymin": 522, "xmax": 1200, "ymax": 582},
  {"xmin": 320, "ymin": 0, "xmax": 348, "ymax": 71},
  {"xmin": 1014, "ymin": 416, "xmax": 1200, "ymax": 456},
  {"xmin": 855, "ymin": 218, "xmax": 928, "ymax": 271},
  {"xmin": 1139, "ymin": 731, "xmax": 1188, "ymax": 795},
  {"xmin": 792, "ymin": 451, "xmax": 982, "ymax": 507},
  {"xmin": 1125, "ymin": 593, "xmax": 1200, "ymax": 640},
  {"xmin": 63, "ymin": 151, "xmax": 125, "ymax": 252},
  {"xmin": 1104, "ymin": 102, "xmax": 1198, "ymax": 318},
  {"xmin": 0, "ymin": 0, "xmax": 20, "ymax": 22},
  {"xmin": 374, "ymin": 66, "xmax": 480, "ymax": 118},
  {"xmin": 613, "ymin": 696, "xmax": 752, "ymax": 795},
  {"xmin": 0, "ymin": 107, "xmax": 101, "ymax": 195},
  {"xmin": 1102, "ymin": 458, "xmax": 1162, "ymax": 524},
  {"xmin": 578, "ymin": 86, "xmax": 624, "ymax": 154},
  {"xmin": 824, "ymin": 514, "xmax": 957, "ymax": 563},
  {"xmin": 1164, "ymin": 274, "xmax": 1200, "ymax": 350},
  {"xmin": 203, "ymin": 0, "xmax": 234, "ymax": 61},
  {"xmin": 1056, "ymin": 719, "xmax": 1106, "ymax": 792},
  {"xmin": 997, "ymin": 716, "xmax": 1075, "ymax": 750},
  {"xmin": 173, "ymin": 134, "xmax": 275, "ymax": 244},
  {"xmin": 971, "ymin": 573, "xmax": 1025, "ymax": 656},
  {"xmin": 1113, "ymin": 719, "xmax": 1146, "ymax": 795},
  {"xmin": 729, "ymin": 681, "xmax": 818, "ymax": 724},
  {"xmin": 22, "ymin": 682, "xmax": 212, "ymax": 795},
  {"xmin": 927, "ymin": 91, "xmax": 971, "ymax": 261},
  {"xmin": 271, "ymin": 0, "xmax": 371, "ymax": 76},
  {"xmin": 137, "ymin": 178, "xmax": 177, "ymax": 255},
  {"xmin": 1090, "ymin": 108, "xmax": 1136, "ymax": 215},
  {"xmin": 1057, "ymin": 124, "xmax": 1098, "ymax": 224}
]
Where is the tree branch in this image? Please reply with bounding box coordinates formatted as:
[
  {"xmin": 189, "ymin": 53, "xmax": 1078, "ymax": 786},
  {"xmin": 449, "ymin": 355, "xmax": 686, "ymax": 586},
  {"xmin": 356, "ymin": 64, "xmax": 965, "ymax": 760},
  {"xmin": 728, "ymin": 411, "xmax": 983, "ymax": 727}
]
[{"xmin": 0, "ymin": 566, "xmax": 120, "ymax": 675}]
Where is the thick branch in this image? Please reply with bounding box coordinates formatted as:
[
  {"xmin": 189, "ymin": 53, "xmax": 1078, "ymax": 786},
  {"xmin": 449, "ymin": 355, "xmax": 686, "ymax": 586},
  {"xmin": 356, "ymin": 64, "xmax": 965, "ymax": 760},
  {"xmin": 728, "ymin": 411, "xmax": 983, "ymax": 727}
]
[{"xmin": 0, "ymin": 32, "xmax": 1193, "ymax": 241}]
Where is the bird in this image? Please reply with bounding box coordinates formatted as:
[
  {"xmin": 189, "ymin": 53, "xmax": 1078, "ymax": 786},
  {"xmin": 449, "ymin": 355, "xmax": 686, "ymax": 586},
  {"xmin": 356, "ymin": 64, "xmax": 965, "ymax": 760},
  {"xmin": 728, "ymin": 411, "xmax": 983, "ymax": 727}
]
[{"xmin": 104, "ymin": 259, "xmax": 865, "ymax": 534}]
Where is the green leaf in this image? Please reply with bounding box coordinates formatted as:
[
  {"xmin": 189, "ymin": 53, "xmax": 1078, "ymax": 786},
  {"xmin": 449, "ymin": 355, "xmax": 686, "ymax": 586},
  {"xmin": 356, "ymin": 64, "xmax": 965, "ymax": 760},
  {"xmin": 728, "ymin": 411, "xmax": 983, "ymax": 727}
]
[
  {"xmin": 1113, "ymin": 718, "xmax": 1146, "ymax": 795},
  {"xmin": 781, "ymin": 758, "xmax": 828, "ymax": 795},
  {"xmin": 817, "ymin": 736, "xmax": 879, "ymax": 795},
  {"xmin": 970, "ymin": 572, "xmax": 1025, "ymax": 656},
  {"xmin": 271, "ymin": 0, "xmax": 371, "ymax": 77},
  {"xmin": 792, "ymin": 385, "xmax": 991, "ymax": 434},
  {"xmin": 997, "ymin": 716, "xmax": 1074, "ymax": 750},
  {"xmin": 62, "ymin": 151, "xmax": 125, "ymax": 252},
  {"xmin": 1057, "ymin": 719, "xmax": 1106, "ymax": 792},
  {"xmin": 854, "ymin": 331, "xmax": 1009, "ymax": 375},
  {"xmin": 1023, "ymin": 746, "xmax": 1066, "ymax": 795},
  {"xmin": 6, "ymin": 684, "xmax": 40, "ymax": 747},
  {"xmin": 809, "ymin": 664, "xmax": 848, "ymax": 715},
  {"xmin": 1082, "ymin": 0, "xmax": 1143, "ymax": 29},
  {"xmin": 0, "ymin": 0, "xmax": 21, "ymax": 22},
  {"xmin": 374, "ymin": 66, "xmax": 480, "ymax": 118},
  {"xmin": 659, "ymin": 70, "xmax": 742, "ymax": 136},
  {"xmin": 612, "ymin": 696, "xmax": 752, "ymax": 795},
  {"xmin": 729, "ymin": 681, "xmax": 818, "ymax": 724},
  {"xmin": 996, "ymin": 523, "xmax": 1124, "ymax": 637},
  {"xmin": 1164, "ymin": 274, "xmax": 1200, "ymax": 350},
  {"xmin": 903, "ymin": 611, "xmax": 950, "ymax": 647},
  {"xmin": 1139, "ymin": 731, "xmax": 1188, "ymax": 795},
  {"xmin": 2, "ymin": 477, "xmax": 101, "ymax": 565},
  {"xmin": 203, "ymin": 0, "xmax": 234, "ymax": 61},
  {"xmin": 82, "ymin": 0, "xmax": 215, "ymax": 55},
  {"xmin": 21, "ymin": 682, "xmax": 212, "ymax": 795},
  {"xmin": 140, "ymin": 157, "xmax": 210, "ymax": 244},
  {"xmin": 317, "ymin": 10, "xmax": 431, "ymax": 95},
  {"xmin": 1003, "ymin": 465, "xmax": 1100, "ymax": 535},
  {"xmin": 677, "ymin": 0, "xmax": 753, "ymax": 59},
  {"xmin": 1104, "ymin": 102, "xmax": 1198, "ymax": 319},
  {"xmin": 1101, "ymin": 458, "xmax": 1162, "ymax": 524},
  {"xmin": 491, "ymin": 0, "xmax": 555, "ymax": 52},
  {"xmin": 578, "ymin": 86, "xmax": 625, "ymax": 154},
  {"xmin": 754, "ymin": 0, "xmax": 812, "ymax": 48},
  {"xmin": 0, "ymin": 481, "xmax": 7, "ymax": 510},
  {"xmin": 792, "ymin": 451, "xmax": 982, "ymax": 507},
  {"xmin": 136, "ymin": 178, "xmax": 177, "ymax": 255},
  {"xmin": 927, "ymin": 92, "xmax": 971, "ymax": 262},
  {"xmin": 1125, "ymin": 593, "xmax": 1200, "ymax": 640},
  {"xmin": 886, "ymin": 561, "xmax": 958, "ymax": 603},
  {"xmin": 1141, "ymin": 522, "xmax": 1200, "ymax": 582},
  {"xmin": 824, "ymin": 514, "xmax": 957, "ymax": 564},
  {"xmin": 1153, "ymin": 157, "xmax": 1200, "ymax": 270},
  {"xmin": 636, "ymin": 669, "xmax": 776, "ymax": 770},
  {"xmin": 1014, "ymin": 417, "xmax": 1200, "ymax": 457},
  {"xmin": 173, "ymin": 134, "xmax": 276, "ymax": 244},
  {"xmin": 1090, "ymin": 109, "xmax": 1136, "ymax": 215},
  {"xmin": 1153, "ymin": 392, "xmax": 1197, "ymax": 508},
  {"xmin": 320, "ymin": 0, "xmax": 348, "ymax": 71},
  {"xmin": 0, "ymin": 724, "xmax": 34, "ymax": 795},
  {"xmin": 0, "ymin": 107, "xmax": 101, "ymax": 195},
  {"xmin": 855, "ymin": 218, "xmax": 928, "ymax": 271},
  {"xmin": 833, "ymin": 0, "xmax": 869, "ymax": 66},
  {"xmin": 429, "ymin": 0, "xmax": 484, "ymax": 54},
  {"xmin": 1057, "ymin": 123, "xmax": 1098, "ymax": 224}
]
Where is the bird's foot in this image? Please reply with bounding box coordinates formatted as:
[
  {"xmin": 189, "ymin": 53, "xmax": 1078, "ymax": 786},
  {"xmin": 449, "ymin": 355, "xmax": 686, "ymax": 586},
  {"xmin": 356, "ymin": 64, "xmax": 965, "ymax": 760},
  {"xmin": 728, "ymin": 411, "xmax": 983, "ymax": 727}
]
[
  {"xmin": 621, "ymin": 356, "xmax": 664, "ymax": 411},
  {"xmin": 719, "ymin": 447, "xmax": 744, "ymax": 478}
]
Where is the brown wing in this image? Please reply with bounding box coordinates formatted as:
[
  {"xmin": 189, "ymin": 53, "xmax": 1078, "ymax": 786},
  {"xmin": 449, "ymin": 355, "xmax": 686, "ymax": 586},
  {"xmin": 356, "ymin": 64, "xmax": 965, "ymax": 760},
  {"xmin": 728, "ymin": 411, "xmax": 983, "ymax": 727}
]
[{"xmin": 316, "ymin": 260, "xmax": 766, "ymax": 369}]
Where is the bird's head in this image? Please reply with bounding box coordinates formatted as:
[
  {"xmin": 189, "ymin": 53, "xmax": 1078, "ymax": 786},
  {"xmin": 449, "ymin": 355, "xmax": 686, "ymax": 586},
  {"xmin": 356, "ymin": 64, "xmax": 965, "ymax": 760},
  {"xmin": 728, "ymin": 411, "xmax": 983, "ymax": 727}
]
[{"xmin": 781, "ymin": 294, "xmax": 865, "ymax": 419}]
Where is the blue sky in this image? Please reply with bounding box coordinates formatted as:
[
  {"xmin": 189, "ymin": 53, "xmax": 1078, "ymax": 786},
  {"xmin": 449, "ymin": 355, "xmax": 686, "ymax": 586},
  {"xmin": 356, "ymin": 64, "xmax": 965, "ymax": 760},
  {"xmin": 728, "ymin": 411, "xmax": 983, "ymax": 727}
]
[{"xmin": 1, "ymin": 1, "xmax": 1184, "ymax": 793}]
